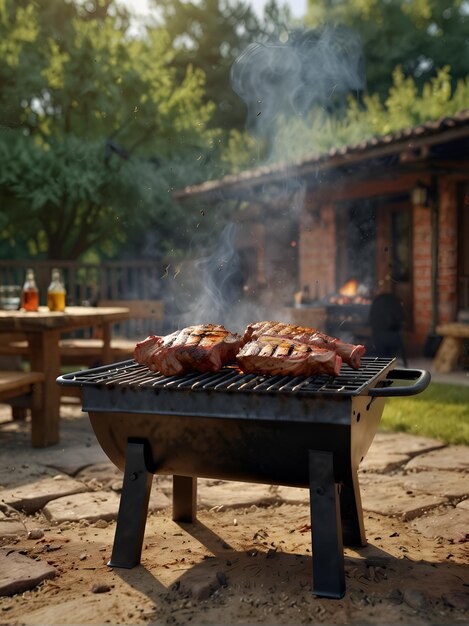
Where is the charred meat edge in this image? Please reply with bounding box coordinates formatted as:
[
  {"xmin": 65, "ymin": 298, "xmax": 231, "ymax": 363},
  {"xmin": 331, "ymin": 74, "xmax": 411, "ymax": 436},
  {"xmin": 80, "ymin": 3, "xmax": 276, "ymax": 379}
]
[
  {"xmin": 243, "ymin": 321, "xmax": 365, "ymax": 369},
  {"xmin": 237, "ymin": 335, "xmax": 342, "ymax": 377},
  {"xmin": 134, "ymin": 324, "xmax": 242, "ymax": 375}
]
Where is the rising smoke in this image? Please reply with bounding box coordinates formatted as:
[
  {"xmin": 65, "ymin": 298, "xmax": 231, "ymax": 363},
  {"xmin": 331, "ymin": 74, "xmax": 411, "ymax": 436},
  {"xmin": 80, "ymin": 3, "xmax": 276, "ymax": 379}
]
[
  {"xmin": 179, "ymin": 223, "xmax": 264, "ymax": 333},
  {"xmin": 175, "ymin": 26, "xmax": 367, "ymax": 329},
  {"xmin": 230, "ymin": 26, "xmax": 365, "ymax": 153}
]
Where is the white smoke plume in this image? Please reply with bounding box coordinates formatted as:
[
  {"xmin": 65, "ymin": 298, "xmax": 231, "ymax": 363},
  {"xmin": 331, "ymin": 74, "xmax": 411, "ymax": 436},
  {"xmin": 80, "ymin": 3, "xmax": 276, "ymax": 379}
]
[
  {"xmin": 173, "ymin": 26, "xmax": 367, "ymax": 331},
  {"xmin": 179, "ymin": 223, "xmax": 265, "ymax": 333},
  {"xmin": 230, "ymin": 26, "xmax": 365, "ymax": 158}
]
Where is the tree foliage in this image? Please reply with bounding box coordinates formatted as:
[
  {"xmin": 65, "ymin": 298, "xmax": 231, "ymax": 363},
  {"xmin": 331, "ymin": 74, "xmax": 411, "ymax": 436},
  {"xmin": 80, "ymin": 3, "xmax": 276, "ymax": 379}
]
[
  {"xmin": 0, "ymin": 0, "xmax": 220, "ymax": 260},
  {"xmin": 222, "ymin": 0, "xmax": 469, "ymax": 170},
  {"xmin": 305, "ymin": 0, "xmax": 469, "ymax": 100},
  {"xmin": 223, "ymin": 65, "xmax": 469, "ymax": 168},
  {"xmin": 2, "ymin": 0, "xmax": 467, "ymax": 262},
  {"xmin": 155, "ymin": 0, "xmax": 293, "ymax": 133}
]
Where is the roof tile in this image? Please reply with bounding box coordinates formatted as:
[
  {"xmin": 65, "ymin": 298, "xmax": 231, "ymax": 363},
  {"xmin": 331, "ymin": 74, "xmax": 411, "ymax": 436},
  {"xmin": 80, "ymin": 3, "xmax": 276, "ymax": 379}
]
[{"xmin": 174, "ymin": 109, "xmax": 469, "ymax": 200}]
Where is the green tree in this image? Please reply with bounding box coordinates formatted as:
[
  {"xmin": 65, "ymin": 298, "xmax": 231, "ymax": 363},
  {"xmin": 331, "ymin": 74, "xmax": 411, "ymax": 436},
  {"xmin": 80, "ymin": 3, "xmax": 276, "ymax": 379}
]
[
  {"xmin": 0, "ymin": 0, "xmax": 219, "ymax": 260},
  {"xmin": 345, "ymin": 65, "xmax": 469, "ymax": 135},
  {"xmin": 156, "ymin": 0, "xmax": 293, "ymax": 133},
  {"xmin": 305, "ymin": 0, "xmax": 469, "ymax": 100},
  {"xmin": 222, "ymin": 65, "xmax": 469, "ymax": 167}
]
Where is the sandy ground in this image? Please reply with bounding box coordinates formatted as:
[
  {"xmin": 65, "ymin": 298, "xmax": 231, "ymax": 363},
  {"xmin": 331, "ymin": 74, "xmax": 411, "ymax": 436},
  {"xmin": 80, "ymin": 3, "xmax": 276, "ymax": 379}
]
[{"xmin": 1, "ymin": 500, "xmax": 468, "ymax": 625}]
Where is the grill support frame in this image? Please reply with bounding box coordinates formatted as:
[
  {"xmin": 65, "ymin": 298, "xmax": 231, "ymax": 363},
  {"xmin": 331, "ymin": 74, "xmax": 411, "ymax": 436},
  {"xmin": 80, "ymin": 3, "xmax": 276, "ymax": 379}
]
[
  {"xmin": 172, "ymin": 475, "xmax": 197, "ymax": 523},
  {"xmin": 108, "ymin": 439, "xmax": 153, "ymax": 569},
  {"xmin": 87, "ymin": 395, "xmax": 383, "ymax": 600},
  {"xmin": 108, "ymin": 438, "xmax": 351, "ymax": 598},
  {"xmin": 309, "ymin": 449, "xmax": 346, "ymax": 598}
]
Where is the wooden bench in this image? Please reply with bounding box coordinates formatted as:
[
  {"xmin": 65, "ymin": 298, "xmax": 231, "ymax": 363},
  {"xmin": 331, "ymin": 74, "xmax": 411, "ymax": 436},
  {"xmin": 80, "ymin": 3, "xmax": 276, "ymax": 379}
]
[
  {"xmin": 59, "ymin": 299, "xmax": 164, "ymax": 366},
  {"xmin": 0, "ymin": 332, "xmax": 29, "ymax": 357},
  {"xmin": 433, "ymin": 323, "xmax": 469, "ymax": 373},
  {"xmin": 0, "ymin": 370, "xmax": 44, "ymax": 426}
]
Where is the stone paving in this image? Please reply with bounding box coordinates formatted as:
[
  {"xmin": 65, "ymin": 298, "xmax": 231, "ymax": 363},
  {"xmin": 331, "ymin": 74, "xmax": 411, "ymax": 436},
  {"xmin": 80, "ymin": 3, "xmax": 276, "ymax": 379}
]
[{"xmin": 0, "ymin": 401, "xmax": 468, "ymax": 598}]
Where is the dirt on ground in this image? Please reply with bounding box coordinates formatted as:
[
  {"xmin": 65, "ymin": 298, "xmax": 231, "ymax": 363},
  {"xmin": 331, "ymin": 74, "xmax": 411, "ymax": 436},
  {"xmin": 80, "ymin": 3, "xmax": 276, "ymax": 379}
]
[{"xmin": 1, "ymin": 501, "xmax": 468, "ymax": 625}]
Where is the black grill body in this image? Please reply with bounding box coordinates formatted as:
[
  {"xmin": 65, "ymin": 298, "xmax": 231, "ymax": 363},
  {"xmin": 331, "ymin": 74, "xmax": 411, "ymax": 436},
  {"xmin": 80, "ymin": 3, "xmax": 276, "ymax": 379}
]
[{"xmin": 58, "ymin": 357, "xmax": 430, "ymax": 599}]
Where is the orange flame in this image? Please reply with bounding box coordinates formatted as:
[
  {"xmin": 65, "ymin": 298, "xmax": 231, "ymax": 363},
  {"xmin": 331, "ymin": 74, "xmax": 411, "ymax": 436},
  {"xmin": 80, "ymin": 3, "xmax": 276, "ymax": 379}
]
[{"xmin": 339, "ymin": 279, "xmax": 358, "ymax": 297}]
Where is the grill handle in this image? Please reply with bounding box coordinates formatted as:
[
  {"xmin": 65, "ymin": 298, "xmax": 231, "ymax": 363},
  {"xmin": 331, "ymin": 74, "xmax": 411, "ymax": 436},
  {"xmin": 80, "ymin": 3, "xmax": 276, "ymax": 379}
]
[{"xmin": 369, "ymin": 368, "xmax": 431, "ymax": 397}]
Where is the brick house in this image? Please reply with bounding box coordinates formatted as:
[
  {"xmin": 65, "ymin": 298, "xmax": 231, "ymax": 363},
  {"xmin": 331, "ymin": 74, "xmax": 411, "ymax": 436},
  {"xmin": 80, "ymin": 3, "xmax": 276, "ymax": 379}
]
[{"xmin": 174, "ymin": 111, "xmax": 469, "ymax": 357}]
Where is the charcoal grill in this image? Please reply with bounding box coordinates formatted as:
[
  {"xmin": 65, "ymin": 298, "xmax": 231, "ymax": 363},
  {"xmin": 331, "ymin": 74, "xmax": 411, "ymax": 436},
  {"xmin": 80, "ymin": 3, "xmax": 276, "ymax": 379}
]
[
  {"xmin": 57, "ymin": 357, "xmax": 430, "ymax": 598},
  {"xmin": 325, "ymin": 302, "xmax": 371, "ymax": 337}
]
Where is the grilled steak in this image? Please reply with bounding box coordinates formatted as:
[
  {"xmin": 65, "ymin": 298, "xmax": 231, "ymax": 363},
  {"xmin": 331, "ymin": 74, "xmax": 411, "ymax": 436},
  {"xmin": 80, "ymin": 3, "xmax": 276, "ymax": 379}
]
[
  {"xmin": 243, "ymin": 321, "xmax": 365, "ymax": 369},
  {"xmin": 134, "ymin": 324, "xmax": 242, "ymax": 376},
  {"xmin": 237, "ymin": 335, "xmax": 342, "ymax": 377}
]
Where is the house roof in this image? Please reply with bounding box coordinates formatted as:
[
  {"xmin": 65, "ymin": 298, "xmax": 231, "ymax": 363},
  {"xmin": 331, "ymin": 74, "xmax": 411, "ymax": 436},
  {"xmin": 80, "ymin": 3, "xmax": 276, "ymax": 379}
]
[{"xmin": 173, "ymin": 109, "xmax": 469, "ymax": 201}]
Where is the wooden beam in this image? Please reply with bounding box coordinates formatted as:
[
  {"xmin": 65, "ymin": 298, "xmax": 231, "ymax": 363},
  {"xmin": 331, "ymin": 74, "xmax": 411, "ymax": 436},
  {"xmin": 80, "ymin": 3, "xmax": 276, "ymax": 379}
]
[{"xmin": 306, "ymin": 172, "xmax": 427, "ymax": 205}]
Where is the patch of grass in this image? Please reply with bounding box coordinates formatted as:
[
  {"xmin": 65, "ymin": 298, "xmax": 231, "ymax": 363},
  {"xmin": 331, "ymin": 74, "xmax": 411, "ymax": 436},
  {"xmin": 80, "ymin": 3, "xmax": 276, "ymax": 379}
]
[
  {"xmin": 380, "ymin": 381, "xmax": 469, "ymax": 445},
  {"xmin": 60, "ymin": 364, "xmax": 91, "ymax": 374}
]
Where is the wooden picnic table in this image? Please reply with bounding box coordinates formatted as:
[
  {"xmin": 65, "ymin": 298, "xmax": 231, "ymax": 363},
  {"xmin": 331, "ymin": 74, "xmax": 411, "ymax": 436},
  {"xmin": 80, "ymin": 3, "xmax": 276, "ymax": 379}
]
[{"xmin": 0, "ymin": 306, "xmax": 130, "ymax": 447}]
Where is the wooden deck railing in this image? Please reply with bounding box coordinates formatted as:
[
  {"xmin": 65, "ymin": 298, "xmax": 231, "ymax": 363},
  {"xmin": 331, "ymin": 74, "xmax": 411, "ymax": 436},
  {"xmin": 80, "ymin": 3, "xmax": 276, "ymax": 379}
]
[{"xmin": 0, "ymin": 260, "xmax": 163, "ymax": 305}]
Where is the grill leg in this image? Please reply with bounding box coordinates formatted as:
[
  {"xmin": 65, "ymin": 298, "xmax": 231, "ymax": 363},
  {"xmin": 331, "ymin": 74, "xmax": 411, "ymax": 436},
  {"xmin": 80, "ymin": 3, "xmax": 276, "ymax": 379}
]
[
  {"xmin": 309, "ymin": 449, "xmax": 345, "ymax": 599},
  {"xmin": 340, "ymin": 471, "xmax": 366, "ymax": 547},
  {"xmin": 108, "ymin": 440, "xmax": 153, "ymax": 568},
  {"xmin": 172, "ymin": 475, "xmax": 197, "ymax": 522}
]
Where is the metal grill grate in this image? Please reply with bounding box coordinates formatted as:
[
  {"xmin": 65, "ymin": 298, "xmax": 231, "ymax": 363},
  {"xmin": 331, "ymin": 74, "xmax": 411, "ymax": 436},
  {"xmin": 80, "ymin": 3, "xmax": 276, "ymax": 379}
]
[{"xmin": 59, "ymin": 356, "xmax": 396, "ymax": 397}]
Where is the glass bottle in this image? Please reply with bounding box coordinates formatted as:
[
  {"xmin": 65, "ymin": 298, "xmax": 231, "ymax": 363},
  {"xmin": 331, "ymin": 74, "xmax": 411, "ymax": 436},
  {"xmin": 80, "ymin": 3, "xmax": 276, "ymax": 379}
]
[
  {"xmin": 47, "ymin": 268, "xmax": 66, "ymax": 312},
  {"xmin": 21, "ymin": 268, "xmax": 39, "ymax": 311}
]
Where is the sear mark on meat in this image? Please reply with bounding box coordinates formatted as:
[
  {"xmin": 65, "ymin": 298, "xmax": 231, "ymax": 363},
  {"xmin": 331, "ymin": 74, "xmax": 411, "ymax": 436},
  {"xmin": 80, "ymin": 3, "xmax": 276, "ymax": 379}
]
[
  {"xmin": 243, "ymin": 321, "xmax": 365, "ymax": 369},
  {"xmin": 134, "ymin": 320, "xmax": 364, "ymax": 378},
  {"xmin": 134, "ymin": 324, "xmax": 242, "ymax": 376},
  {"xmin": 237, "ymin": 335, "xmax": 342, "ymax": 377}
]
